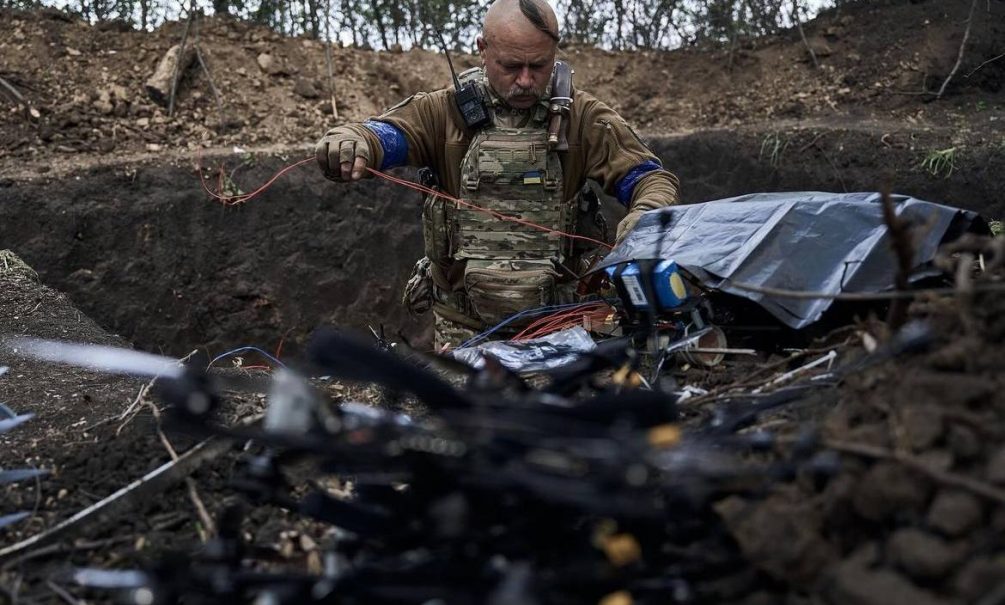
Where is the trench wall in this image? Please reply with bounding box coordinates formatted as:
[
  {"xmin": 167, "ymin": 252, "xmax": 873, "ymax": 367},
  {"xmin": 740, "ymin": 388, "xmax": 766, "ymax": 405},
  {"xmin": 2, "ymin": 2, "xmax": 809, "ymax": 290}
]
[{"xmin": 1, "ymin": 126, "xmax": 1000, "ymax": 355}]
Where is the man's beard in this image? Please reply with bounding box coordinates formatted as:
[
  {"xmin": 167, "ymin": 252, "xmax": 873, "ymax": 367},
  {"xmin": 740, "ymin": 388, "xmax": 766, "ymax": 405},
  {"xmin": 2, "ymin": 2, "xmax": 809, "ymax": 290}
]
[{"xmin": 504, "ymin": 84, "xmax": 544, "ymax": 104}]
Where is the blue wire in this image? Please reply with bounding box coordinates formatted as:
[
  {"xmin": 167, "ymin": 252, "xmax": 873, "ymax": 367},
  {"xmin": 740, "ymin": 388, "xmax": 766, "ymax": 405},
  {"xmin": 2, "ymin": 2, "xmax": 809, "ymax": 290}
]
[
  {"xmin": 208, "ymin": 346, "xmax": 287, "ymax": 370},
  {"xmin": 458, "ymin": 300, "xmax": 613, "ymax": 349}
]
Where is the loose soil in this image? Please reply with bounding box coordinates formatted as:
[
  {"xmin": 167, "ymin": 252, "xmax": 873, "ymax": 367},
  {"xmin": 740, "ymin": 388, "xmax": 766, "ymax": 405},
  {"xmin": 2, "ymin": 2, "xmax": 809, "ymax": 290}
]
[{"xmin": 1, "ymin": 0, "xmax": 1005, "ymax": 603}]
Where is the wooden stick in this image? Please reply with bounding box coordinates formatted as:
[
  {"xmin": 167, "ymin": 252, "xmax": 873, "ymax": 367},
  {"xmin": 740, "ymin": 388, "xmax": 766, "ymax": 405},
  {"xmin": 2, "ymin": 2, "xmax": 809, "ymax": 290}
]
[
  {"xmin": 0, "ymin": 438, "xmax": 230, "ymax": 563},
  {"xmin": 46, "ymin": 580, "xmax": 82, "ymax": 605},
  {"xmin": 966, "ymin": 52, "xmax": 1005, "ymax": 78},
  {"xmin": 147, "ymin": 401, "xmax": 217, "ymax": 538},
  {"xmin": 881, "ymin": 189, "xmax": 913, "ymax": 330},
  {"xmin": 825, "ymin": 439, "xmax": 1005, "ymax": 505},
  {"xmin": 0, "ymin": 74, "xmax": 27, "ymax": 106},
  {"xmin": 168, "ymin": 0, "xmax": 197, "ymax": 117},
  {"xmin": 791, "ymin": 0, "xmax": 819, "ymax": 69},
  {"xmin": 936, "ymin": 0, "xmax": 979, "ymax": 100},
  {"xmin": 194, "ymin": 45, "xmax": 225, "ymax": 117},
  {"xmin": 324, "ymin": 0, "xmax": 340, "ymax": 120}
]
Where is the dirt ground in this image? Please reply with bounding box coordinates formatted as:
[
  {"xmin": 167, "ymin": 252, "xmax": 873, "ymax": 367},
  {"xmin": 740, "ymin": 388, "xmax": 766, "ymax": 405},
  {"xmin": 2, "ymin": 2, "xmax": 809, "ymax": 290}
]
[{"xmin": 2, "ymin": 0, "xmax": 1005, "ymax": 603}]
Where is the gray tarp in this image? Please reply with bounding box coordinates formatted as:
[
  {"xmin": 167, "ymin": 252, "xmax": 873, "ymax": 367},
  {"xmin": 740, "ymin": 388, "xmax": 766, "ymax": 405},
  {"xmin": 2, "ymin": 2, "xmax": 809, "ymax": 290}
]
[{"xmin": 600, "ymin": 192, "xmax": 984, "ymax": 329}]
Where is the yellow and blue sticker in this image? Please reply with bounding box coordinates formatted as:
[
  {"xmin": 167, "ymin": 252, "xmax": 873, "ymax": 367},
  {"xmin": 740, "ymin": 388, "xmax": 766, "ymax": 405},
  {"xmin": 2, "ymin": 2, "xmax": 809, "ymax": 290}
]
[{"xmin": 522, "ymin": 170, "xmax": 543, "ymax": 185}]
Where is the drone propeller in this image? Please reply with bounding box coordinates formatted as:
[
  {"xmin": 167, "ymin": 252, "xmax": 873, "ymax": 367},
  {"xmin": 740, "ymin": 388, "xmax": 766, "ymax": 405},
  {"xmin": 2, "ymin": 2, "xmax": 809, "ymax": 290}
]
[
  {"xmin": 6, "ymin": 338, "xmax": 185, "ymax": 379},
  {"xmin": 0, "ymin": 413, "xmax": 34, "ymax": 435}
]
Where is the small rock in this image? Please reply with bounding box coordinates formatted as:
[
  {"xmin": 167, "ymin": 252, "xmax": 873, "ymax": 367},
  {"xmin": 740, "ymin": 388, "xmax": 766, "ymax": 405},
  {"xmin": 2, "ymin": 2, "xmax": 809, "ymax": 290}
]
[
  {"xmin": 825, "ymin": 562, "xmax": 949, "ymax": 605},
  {"xmin": 954, "ymin": 558, "xmax": 1005, "ymax": 602},
  {"xmin": 109, "ymin": 84, "xmax": 129, "ymax": 101},
  {"xmin": 887, "ymin": 528, "xmax": 964, "ymax": 578},
  {"xmin": 901, "ymin": 405, "xmax": 943, "ymax": 451},
  {"xmin": 38, "ymin": 124, "xmax": 55, "ymax": 142},
  {"xmin": 927, "ymin": 489, "xmax": 983, "ymax": 536},
  {"xmin": 293, "ymin": 77, "xmax": 320, "ymax": 99},
  {"xmin": 136, "ymin": 117, "xmax": 150, "ymax": 128},
  {"xmin": 986, "ymin": 446, "xmax": 1005, "ymax": 483},
  {"xmin": 66, "ymin": 46, "xmax": 81, "ymax": 56},
  {"xmin": 96, "ymin": 138, "xmax": 115, "ymax": 154},
  {"xmin": 257, "ymin": 52, "xmax": 275, "ymax": 72},
  {"xmin": 946, "ymin": 424, "xmax": 982, "ymax": 461},
  {"xmin": 93, "ymin": 98, "xmax": 114, "ymax": 115},
  {"xmin": 907, "ymin": 371, "xmax": 995, "ymax": 407},
  {"xmin": 145, "ymin": 143, "xmax": 162, "ymax": 152},
  {"xmin": 915, "ymin": 449, "xmax": 953, "ymax": 473},
  {"xmin": 299, "ymin": 534, "xmax": 317, "ymax": 552},
  {"xmin": 852, "ymin": 462, "xmax": 931, "ymax": 522},
  {"xmin": 808, "ymin": 39, "xmax": 832, "ymax": 57},
  {"xmin": 715, "ymin": 492, "xmax": 835, "ymax": 586}
]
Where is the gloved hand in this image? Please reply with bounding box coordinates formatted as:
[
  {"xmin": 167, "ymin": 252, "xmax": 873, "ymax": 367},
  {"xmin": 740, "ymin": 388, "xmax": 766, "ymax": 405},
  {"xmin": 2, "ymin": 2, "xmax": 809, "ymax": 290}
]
[
  {"xmin": 315, "ymin": 127, "xmax": 372, "ymax": 182},
  {"xmin": 615, "ymin": 209, "xmax": 645, "ymax": 246}
]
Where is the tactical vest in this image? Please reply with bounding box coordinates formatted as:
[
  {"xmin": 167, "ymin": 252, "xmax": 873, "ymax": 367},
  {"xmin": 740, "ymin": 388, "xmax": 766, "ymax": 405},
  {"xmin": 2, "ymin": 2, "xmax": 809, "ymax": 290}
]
[{"xmin": 447, "ymin": 68, "xmax": 577, "ymax": 326}]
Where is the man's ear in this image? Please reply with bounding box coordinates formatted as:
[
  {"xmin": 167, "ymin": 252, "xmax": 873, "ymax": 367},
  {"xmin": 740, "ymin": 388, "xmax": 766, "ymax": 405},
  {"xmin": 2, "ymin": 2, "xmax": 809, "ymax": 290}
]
[{"xmin": 476, "ymin": 36, "xmax": 487, "ymax": 54}]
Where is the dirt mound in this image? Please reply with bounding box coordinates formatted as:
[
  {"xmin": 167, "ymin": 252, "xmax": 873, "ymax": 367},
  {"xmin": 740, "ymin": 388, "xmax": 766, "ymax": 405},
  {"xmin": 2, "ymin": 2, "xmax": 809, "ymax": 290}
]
[
  {"xmin": 712, "ymin": 284, "xmax": 1005, "ymax": 604},
  {"xmin": 1, "ymin": 0, "xmax": 1002, "ymax": 177}
]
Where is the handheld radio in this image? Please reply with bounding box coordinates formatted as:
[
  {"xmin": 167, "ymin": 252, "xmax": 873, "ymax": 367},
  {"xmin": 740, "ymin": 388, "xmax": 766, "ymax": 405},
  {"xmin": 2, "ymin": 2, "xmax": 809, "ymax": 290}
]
[{"xmin": 432, "ymin": 27, "xmax": 490, "ymax": 130}]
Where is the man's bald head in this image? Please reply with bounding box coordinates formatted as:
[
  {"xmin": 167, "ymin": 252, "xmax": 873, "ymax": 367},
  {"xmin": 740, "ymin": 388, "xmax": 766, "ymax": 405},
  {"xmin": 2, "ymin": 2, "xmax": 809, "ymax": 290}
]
[
  {"xmin": 477, "ymin": 0, "xmax": 559, "ymax": 109},
  {"xmin": 483, "ymin": 0, "xmax": 559, "ymax": 46}
]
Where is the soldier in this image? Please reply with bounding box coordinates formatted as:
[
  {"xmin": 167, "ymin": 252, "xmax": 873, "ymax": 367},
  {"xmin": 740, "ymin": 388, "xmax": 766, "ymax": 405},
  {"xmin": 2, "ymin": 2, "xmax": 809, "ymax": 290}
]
[{"xmin": 316, "ymin": 0, "xmax": 680, "ymax": 349}]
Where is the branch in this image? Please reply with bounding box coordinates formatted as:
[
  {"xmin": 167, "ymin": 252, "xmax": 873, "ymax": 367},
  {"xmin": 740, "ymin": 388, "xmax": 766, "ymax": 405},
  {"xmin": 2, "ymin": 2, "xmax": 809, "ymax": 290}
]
[
  {"xmin": 880, "ymin": 189, "xmax": 913, "ymax": 330},
  {"xmin": 826, "ymin": 439, "xmax": 1005, "ymax": 505},
  {"xmin": 791, "ymin": 0, "xmax": 818, "ymax": 69},
  {"xmin": 936, "ymin": 0, "xmax": 980, "ymax": 100},
  {"xmin": 324, "ymin": 0, "xmax": 340, "ymax": 120},
  {"xmin": 0, "ymin": 74, "xmax": 27, "ymax": 106},
  {"xmin": 965, "ymin": 51, "xmax": 1005, "ymax": 78},
  {"xmin": 0, "ymin": 74, "xmax": 39, "ymax": 122},
  {"xmin": 195, "ymin": 46, "xmax": 225, "ymax": 117},
  {"xmin": 168, "ymin": 0, "xmax": 197, "ymax": 117}
]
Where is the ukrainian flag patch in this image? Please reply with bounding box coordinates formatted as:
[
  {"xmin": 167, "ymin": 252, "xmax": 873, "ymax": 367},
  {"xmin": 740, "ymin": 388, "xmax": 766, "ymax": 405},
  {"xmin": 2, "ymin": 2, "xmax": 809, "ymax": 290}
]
[{"xmin": 522, "ymin": 171, "xmax": 543, "ymax": 185}]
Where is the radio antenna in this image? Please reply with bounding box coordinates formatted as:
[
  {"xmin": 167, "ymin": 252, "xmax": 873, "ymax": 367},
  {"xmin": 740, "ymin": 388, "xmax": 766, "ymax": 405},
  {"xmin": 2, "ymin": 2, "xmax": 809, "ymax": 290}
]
[{"xmin": 431, "ymin": 26, "xmax": 463, "ymax": 90}]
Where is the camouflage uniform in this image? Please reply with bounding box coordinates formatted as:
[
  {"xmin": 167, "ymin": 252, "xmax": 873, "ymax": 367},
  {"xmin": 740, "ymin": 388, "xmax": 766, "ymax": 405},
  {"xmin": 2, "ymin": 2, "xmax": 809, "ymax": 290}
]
[{"xmin": 323, "ymin": 67, "xmax": 680, "ymax": 349}]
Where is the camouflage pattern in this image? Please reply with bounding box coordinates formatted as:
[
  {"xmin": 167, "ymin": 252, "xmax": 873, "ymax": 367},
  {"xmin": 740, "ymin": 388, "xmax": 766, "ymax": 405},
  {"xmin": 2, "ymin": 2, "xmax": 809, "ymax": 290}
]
[
  {"xmin": 402, "ymin": 257, "xmax": 434, "ymax": 315},
  {"xmin": 457, "ymin": 127, "xmax": 568, "ymax": 261},
  {"xmin": 433, "ymin": 308, "xmax": 479, "ymax": 350},
  {"xmin": 463, "ymin": 258, "xmax": 558, "ymax": 325},
  {"xmin": 422, "ymin": 192, "xmax": 454, "ymax": 268}
]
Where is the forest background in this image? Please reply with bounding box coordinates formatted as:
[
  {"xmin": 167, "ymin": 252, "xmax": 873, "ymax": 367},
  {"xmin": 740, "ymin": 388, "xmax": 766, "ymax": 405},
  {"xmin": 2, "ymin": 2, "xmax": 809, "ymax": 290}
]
[{"xmin": 0, "ymin": 0, "xmax": 839, "ymax": 51}]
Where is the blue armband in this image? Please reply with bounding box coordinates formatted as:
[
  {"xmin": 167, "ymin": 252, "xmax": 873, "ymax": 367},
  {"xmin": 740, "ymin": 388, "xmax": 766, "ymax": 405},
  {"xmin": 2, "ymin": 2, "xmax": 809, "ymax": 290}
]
[
  {"xmin": 615, "ymin": 160, "xmax": 662, "ymax": 206},
  {"xmin": 363, "ymin": 120, "xmax": 408, "ymax": 170}
]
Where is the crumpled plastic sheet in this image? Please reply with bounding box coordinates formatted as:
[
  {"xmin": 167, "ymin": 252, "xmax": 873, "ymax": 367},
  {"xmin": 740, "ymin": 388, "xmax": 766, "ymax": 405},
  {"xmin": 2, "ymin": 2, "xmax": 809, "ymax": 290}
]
[
  {"xmin": 451, "ymin": 326, "xmax": 597, "ymax": 373},
  {"xmin": 599, "ymin": 192, "xmax": 985, "ymax": 329}
]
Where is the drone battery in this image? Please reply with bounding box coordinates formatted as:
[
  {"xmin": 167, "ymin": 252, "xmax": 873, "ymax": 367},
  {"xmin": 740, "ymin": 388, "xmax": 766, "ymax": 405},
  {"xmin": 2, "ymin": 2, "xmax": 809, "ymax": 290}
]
[
  {"xmin": 652, "ymin": 260, "xmax": 689, "ymax": 310},
  {"xmin": 606, "ymin": 262, "xmax": 651, "ymax": 311},
  {"xmin": 606, "ymin": 260, "xmax": 690, "ymax": 313}
]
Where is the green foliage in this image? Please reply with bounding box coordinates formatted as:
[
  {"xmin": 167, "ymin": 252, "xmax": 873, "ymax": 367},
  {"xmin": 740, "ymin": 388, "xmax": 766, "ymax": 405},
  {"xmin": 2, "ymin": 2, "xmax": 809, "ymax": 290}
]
[
  {"xmin": 989, "ymin": 220, "xmax": 1002, "ymax": 236},
  {"xmin": 759, "ymin": 132, "xmax": 789, "ymax": 168},
  {"xmin": 1, "ymin": 0, "xmax": 835, "ymax": 51},
  {"xmin": 919, "ymin": 147, "xmax": 958, "ymax": 179}
]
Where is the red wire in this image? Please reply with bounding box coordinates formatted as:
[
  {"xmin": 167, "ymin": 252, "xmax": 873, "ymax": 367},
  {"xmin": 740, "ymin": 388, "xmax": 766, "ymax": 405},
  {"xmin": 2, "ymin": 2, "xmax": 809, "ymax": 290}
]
[
  {"xmin": 194, "ymin": 157, "xmax": 613, "ymax": 251},
  {"xmin": 198, "ymin": 156, "xmax": 316, "ymax": 206},
  {"xmin": 512, "ymin": 302, "xmax": 611, "ymax": 340},
  {"xmin": 366, "ymin": 167, "xmax": 614, "ymax": 250}
]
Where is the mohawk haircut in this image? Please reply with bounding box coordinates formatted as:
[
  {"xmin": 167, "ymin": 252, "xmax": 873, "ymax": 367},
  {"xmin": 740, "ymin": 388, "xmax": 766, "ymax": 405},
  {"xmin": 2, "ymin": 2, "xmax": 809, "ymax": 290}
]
[{"xmin": 519, "ymin": 0, "xmax": 560, "ymax": 42}]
